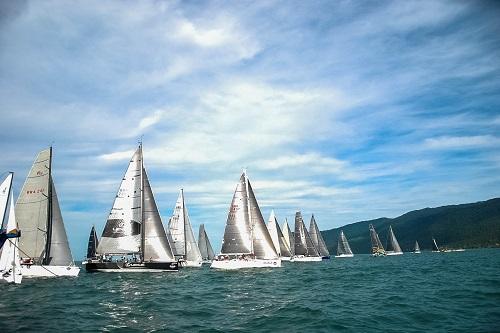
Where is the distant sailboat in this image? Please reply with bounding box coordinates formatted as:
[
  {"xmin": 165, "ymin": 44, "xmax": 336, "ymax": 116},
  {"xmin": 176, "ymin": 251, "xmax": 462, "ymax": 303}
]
[
  {"xmin": 309, "ymin": 214, "xmax": 330, "ymax": 259},
  {"xmin": 267, "ymin": 210, "xmax": 293, "ymax": 261},
  {"xmin": 85, "ymin": 144, "xmax": 178, "ymax": 272},
  {"xmin": 291, "ymin": 211, "xmax": 322, "ymax": 262},
  {"xmin": 413, "ymin": 240, "xmax": 421, "ymax": 254},
  {"xmin": 211, "ymin": 171, "xmax": 281, "ymax": 269},
  {"xmin": 198, "ymin": 224, "xmax": 215, "ymax": 264},
  {"xmin": 369, "ymin": 224, "xmax": 386, "ymax": 256},
  {"xmin": 16, "ymin": 148, "xmax": 80, "ymax": 277},
  {"xmin": 282, "ymin": 218, "xmax": 295, "ymax": 257},
  {"xmin": 432, "ymin": 238, "xmax": 441, "ymax": 252},
  {"xmin": 83, "ymin": 225, "xmax": 99, "ymax": 263},
  {"xmin": 385, "ymin": 225, "xmax": 403, "ymax": 256},
  {"xmin": 0, "ymin": 172, "xmax": 22, "ymax": 284},
  {"xmin": 335, "ymin": 230, "xmax": 353, "ymax": 258},
  {"xmin": 168, "ymin": 189, "xmax": 203, "ymax": 267}
]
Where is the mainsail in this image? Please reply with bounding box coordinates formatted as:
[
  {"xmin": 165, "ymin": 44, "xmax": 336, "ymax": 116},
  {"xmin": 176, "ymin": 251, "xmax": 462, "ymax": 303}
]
[
  {"xmin": 309, "ymin": 214, "xmax": 330, "ymax": 257},
  {"xmin": 86, "ymin": 226, "xmax": 99, "ymax": 259},
  {"xmin": 337, "ymin": 230, "xmax": 353, "ymax": 256},
  {"xmin": 386, "ymin": 225, "xmax": 402, "ymax": 253},
  {"xmin": 198, "ymin": 224, "xmax": 215, "ymax": 261},
  {"xmin": 414, "ymin": 240, "xmax": 420, "ymax": 252},
  {"xmin": 432, "ymin": 238, "xmax": 440, "ymax": 252},
  {"xmin": 294, "ymin": 211, "xmax": 319, "ymax": 257},
  {"xmin": 267, "ymin": 210, "xmax": 292, "ymax": 258},
  {"xmin": 282, "ymin": 219, "xmax": 295, "ymax": 256},
  {"xmin": 167, "ymin": 189, "xmax": 202, "ymax": 262},
  {"xmin": 369, "ymin": 224, "xmax": 385, "ymax": 254},
  {"xmin": 16, "ymin": 148, "xmax": 74, "ymax": 266}
]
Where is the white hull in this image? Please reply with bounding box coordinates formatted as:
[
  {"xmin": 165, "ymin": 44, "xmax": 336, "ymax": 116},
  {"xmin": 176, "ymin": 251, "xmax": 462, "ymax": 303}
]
[
  {"xmin": 280, "ymin": 256, "xmax": 292, "ymax": 261},
  {"xmin": 335, "ymin": 254, "xmax": 354, "ymax": 258},
  {"xmin": 21, "ymin": 264, "xmax": 80, "ymax": 277},
  {"xmin": 180, "ymin": 260, "xmax": 203, "ymax": 268},
  {"xmin": 413, "ymin": 251, "xmax": 421, "ymax": 254},
  {"xmin": 386, "ymin": 251, "xmax": 403, "ymax": 256},
  {"xmin": 290, "ymin": 256, "xmax": 322, "ymax": 262},
  {"xmin": 211, "ymin": 258, "xmax": 281, "ymax": 270},
  {"xmin": 0, "ymin": 269, "xmax": 23, "ymax": 284}
]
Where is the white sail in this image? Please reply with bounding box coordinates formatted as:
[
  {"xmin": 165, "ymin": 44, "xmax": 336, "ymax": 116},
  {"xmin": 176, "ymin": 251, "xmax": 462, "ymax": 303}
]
[
  {"xmin": 267, "ymin": 210, "xmax": 292, "ymax": 258},
  {"xmin": 47, "ymin": 181, "xmax": 74, "ymax": 266},
  {"xmin": 309, "ymin": 214, "xmax": 330, "ymax": 257},
  {"xmin": 198, "ymin": 224, "xmax": 215, "ymax": 261},
  {"xmin": 336, "ymin": 230, "xmax": 353, "ymax": 256},
  {"xmin": 432, "ymin": 238, "xmax": 440, "ymax": 252},
  {"xmin": 294, "ymin": 211, "xmax": 319, "ymax": 257},
  {"xmin": 0, "ymin": 173, "xmax": 12, "ymax": 227},
  {"xmin": 414, "ymin": 240, "xmax": 421, "ymax": 253},
  {"xmin": 98, "ymin": 147, "xmax": 142, "ymax": 254},
  {"xmin": 386, "ymin": 225, "xmax": 403, "ymax": 254},
  {"xmin": 282, "ymin": 219, "xmax": 294, "ymax": 256}
]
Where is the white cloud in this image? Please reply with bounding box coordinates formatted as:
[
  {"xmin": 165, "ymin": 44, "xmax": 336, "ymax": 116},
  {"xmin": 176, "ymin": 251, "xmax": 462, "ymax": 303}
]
[{"xmin": 423, "ymin": 135, "xmax": 499, "ymax": 150}]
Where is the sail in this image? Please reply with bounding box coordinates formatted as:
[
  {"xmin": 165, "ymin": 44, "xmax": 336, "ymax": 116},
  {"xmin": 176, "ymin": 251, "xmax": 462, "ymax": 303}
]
[
  {"xmin": 309, "ymin": 214, "xmax": 330, "ymax": 257},
  {"xmin": 182, "ymin": 192, "xmax": 203, "ymax": 263},
  {"xmin": 220, "ymin": 174, "xmax": 252, "ymax": 254},
  {"xmin": 98, "ymin": 147, "xmax": 142, "ymax": 254},
  {"xmin": 414, "ymin": 240, "xmax": 420, "ymax": 252},
  {"xmin": 337, "ymin": 230, "xmax": 353, "ymax": 256},
  {"xmin": 142, "ymin": 169, "xmax": 175, "ymax": 261},
  {"xmin": 15, "ymin": 148, "xmax": 51, "ymax": 262},
  {"xmin": 86, "ymin": 226, "xmax": 99, "ymax": 259},
  {"xmin": 47, "ymin": 180, "xmax": 74, "ymax": 266},
  {"xmin": 294, "ymin": 211, "xmax": 319, "ymax": 256},
  {"xmin": 369, "ymin": 224, "xmax": 384, "ymax": 254},
  {"xmin": 267, "ymin": 210, "xmax": 292, "ymax": 258},
  {"xmin": 282, "ymin": 219, "xmax": 295, "ymax": 256},
  {"xmin": 386, "ymin": 225, "xmax": 402, "ymax": 253},
  {"xmin": 432, "ymin": 238, "xmax": 440, "ymax": 251},
  {"xmin": 167, "ymin": 191, "xmax": 186, "ymax": 257},
  {"xmin": 198, "ymin": 224, "xmax": 215, "ymax": 260},
  {"xmin": 0, "ymin": 189, "xmax": 21, "ymax": 282},
  {"xmin": 247, "ymin": 177, "xmax": 278, "ymax": 259},
  {"xmin": 0, "ymin": 173, "xmax": 13, "ymax": 230}
]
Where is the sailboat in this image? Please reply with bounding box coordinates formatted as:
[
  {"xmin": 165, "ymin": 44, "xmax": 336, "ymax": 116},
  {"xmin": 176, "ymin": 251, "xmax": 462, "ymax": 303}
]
[
  {"xmin": 0, "ymin": 172, "xmax": 22, "ymax": 284},
  {"xmin": 335, "ymin": 230, "xmax": 353, "ymax": 258},
  {"xmin": 309, "ymin": 214, "xmax": 330, "ymax": 259},
  {"xmin": 211, "ymin": 171, "xmax": 281, "ymax": 269},
  {"xmin": 198, "ymin": 224, "xmax": 215, "ymax": 264},
  {"xmin": 168, "ymin": 189, "xmax": 203, "ymax": 267},
  {"xmin": 432, "ymin": 237, "xmax": 441, "ymax": 252},
  {"xmin": 16, "ymin": 148, "xmax": 80, "ymax": 277},
  {"xmin": 85, "ymin": 144, "xmax": 178, "ymax": 272},
  {"xmin": 385, "ymin": 225, "xmax": 403, "ymax": 256},
  {"xmin": 369, "ymin": 224, "xmax": 386, "ymax": 256},
  {"xmin": 82, "ymin": 225, "xmax": 99, "ymax": 264},
  {"xmin": 282, "ymin": 218, "xmax": 294, "ymax": 257},
  {"xmin": 413, "ymin": 240, "xmax": 421, "ymax": 254},
  {"xmin": 291, "ymin": 211, "xmax": 322, "ymax": 262},
  {"xmin": 267, "ymin": 210, "xmax": 293, "ymax": 261}
]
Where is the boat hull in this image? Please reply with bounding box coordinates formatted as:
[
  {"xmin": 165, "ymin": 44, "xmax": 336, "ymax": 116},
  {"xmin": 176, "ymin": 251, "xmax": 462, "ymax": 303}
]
[
  {"xmin": 21, "ymin": 264, "xmax": 80, "ymax": 277},
  {"xmin": 335, "ymin": 254, "xmax": 354, "ymax": 258},
  {"xmin": 290, "ymin": 256, "xmax": 322, "ymax": 262},
  {"xmin": 0, "ymin": 269, "xmax": 23, "ymax": 284},
  {"xmin": 84, "ymin": 261, "xmax": 179, "ymax": 272},
  {"xmin": 322, "ymin": 256, "xmax": 331, "ymax": 260},
  {"xmin": 413, "ymin": 251, "xmax": 421, "ymax": 254},
  {"xmin": 280, "ymin": 256, "xmax": 292, "ymax": 261},
  {"xmin": 179, "ymin": 260, "xmax": 203, "ymax": 268},
  {"xmin": 210, "ymin": 259, "xmax": 281, "ymax": 269},
  {"xmin": 386, "ymin": 251, "xmax": 403, "ymax": 256}
]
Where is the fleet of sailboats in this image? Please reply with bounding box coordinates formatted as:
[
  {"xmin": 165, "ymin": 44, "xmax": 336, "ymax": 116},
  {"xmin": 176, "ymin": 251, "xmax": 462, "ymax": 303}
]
[
  {"xmin": 267, "ymin": 210, "xmax": 293, "ymax": 261},
  {"xmin": 198, "ymin": 224, "xmax": 215, "ymax": 264},
  {"xmin": 335, "ymin": 230, "xmax": 353, "ymax": 258},
  {"xmin": 292, "ymin": 211, "xmax": 322, "ymax": 262}
]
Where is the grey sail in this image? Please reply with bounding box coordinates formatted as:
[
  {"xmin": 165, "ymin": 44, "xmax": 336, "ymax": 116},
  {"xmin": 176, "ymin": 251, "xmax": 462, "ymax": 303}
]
[
  {"xmin": 309, "ymin": 214, "xmax": 330, "ymax": 257},
  {"xmin": 386, "ymin": 226, "xmax": 402, "ymax": 253},
  {"xmin": 221, "ymin": 174, "xmax": 252, "ymax": 255},
  {"xmin": 198, "ymin": 224, "xmax": 215, "ymax": 260},
  {"xmin": 142, "ymin": 169, "xmax": 175, "ymax": 261},
  {"xmin": 369, "ymin": 224, "xmax": 385, "ymax": 254},
  {"xmin": 46, "ymin": 180, "xmax": 74, "ymax": 266},
  {"xmin": 87, "ymin": 226, "xmax": 99, "ymax": 259},
  {"xmin": 294, "ymin": 211, "xmax": 319, "ymax": 257},
  {"xmin": 15, "ymin": 148, "xmax": 51, "ymax": 263},
  {"xmin": 98, "ymin": 147, "xmax": 142, "ymax": 255},
  {"xmin": 183, "ymin": 194, "xmax": 203, "ymax": 263},
  {"xmin": 414, "ymin": 240, "xmax": 420, "ymax": 252},
  {"xmin": 267, "ymin": 211, "xmax": 292, "ymax": 258},
  {"xmin": 247, "ymin": 178, "xmax": 278, "ymax": 259},
  {"xmin": 337, "ymin": 230, "xmax": 353, "ymax": 255},
  {"xmin": 282, "ymin": 219, "xmax": 295, "ymax": 256}
]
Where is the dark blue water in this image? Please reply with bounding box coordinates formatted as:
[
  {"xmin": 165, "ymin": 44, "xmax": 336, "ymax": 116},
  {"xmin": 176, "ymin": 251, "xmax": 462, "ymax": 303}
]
[{"xmin": 1, "ymin": 249, "xmax": 499, "ymax": 332}]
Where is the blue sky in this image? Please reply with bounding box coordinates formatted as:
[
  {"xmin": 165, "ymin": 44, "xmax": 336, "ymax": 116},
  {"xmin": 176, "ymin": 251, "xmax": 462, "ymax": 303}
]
[{"xmin": 1, "ymin": 0, "xmax": 499, "ymax": 258}]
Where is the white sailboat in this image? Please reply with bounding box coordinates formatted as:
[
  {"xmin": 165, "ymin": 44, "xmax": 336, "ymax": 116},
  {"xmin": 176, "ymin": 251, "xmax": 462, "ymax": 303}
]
[
  {"xmin": 168, "ymin": 189, "xmax": 203, "ymax": 267},
  {"xmin": 85, "ymin": 144, "xmax": 178, "ymax": 272},
  {"xmin": 291, "ymin": 211, "xmax": 322, "ymax": 262},
  {"xmin": 309, "ymin": 214, "xmax": 330, "ymax": 259},
  {"xmin": 335, "ymin": 230, "xmax": 354, "ymax": 258},
  {"xmin": 432, "ymin": 237, "xmax": 441, "ymax": 252},
  {"xmin": 0, "ymin": 172, "xmax": 22, "ymax": 284},
  {"xmin": 282, "ymin": 218, "xmax": 295, "ymax": 257},
  {"xmin": 267, "ymin": 210, "xmax": 293, "ymax": 261},
  {"xmin": 198, "ymin": 224, "xmax": 215, "ymax": 264},
  {"xmin": 211, "ymin": 171, "xmax": 281, "ymax": 269},
  {"xmin": 369, "ymin": 224, "xmax": 386, "ymax": 257},
  {"xmin": 385, "ymin": 225, "xmax": 403, "ymax": 256},
  {"xmin": 16, "ymin": 148, "xmax": 80, "ymax": 277},
  {"xmin": 413, "ymin": 240, "xmax": 421, "ymax": 254}
]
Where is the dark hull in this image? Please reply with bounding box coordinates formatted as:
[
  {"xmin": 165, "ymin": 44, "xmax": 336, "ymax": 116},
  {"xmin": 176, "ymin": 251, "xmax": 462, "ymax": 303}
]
[
  {"xmin": 321, "ymin": 256, "xmax": 331, "ymax": 260},
  {"xmin": 85, "ymin": 261, "xmax": 179, "ymax": 272}
]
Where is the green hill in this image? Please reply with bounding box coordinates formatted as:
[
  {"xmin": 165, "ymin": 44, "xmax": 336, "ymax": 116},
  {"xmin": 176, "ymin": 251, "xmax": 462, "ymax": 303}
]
[{"xmin": 320, "ymin": 197, "xmax": 500, "ymax": 254}]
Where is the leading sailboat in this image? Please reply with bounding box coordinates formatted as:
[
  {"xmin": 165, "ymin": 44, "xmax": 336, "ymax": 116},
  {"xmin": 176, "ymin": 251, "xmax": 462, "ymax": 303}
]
[
  {"xmin": 16, "ymin": 148, "xmax": 80, "ymax": 277},
  {"xmin": 267, "ymin": 210, "xmax": 293, "ymax": 261},
  {"xmin": 369, "ymin": 224, "xmax": 386, "ymax": 257},
  {"xmin": 385, "ymin": 225, "xmax": 403, "ymax": 256},
  {"xmin": 309, "ymin": 214, "xmax": 330, "ymax": 259},
  {"xmin": 335, "ymin": 230, "xmax": 353, "ymax": 258},
  {"xmin": 291, "ymin": 211, "xmax": 322, "ymax": 262},
  {"xmin": 211, "ymin": 171, "xmax": 281, "ymax": 269},
  {"xmin": 85, "ymin": 144, "xmax": 178, "ymax": 272},
  {"xmin": 168, "ymin": 189, "xmax": 203, "ymax": 267},
  {"xmin": 0, "ymin": 172, "xmax": 22, "ymax": 284},
  {"xmin": 198, "ymin": 224, "xmax": 215, "ymax": 264}
]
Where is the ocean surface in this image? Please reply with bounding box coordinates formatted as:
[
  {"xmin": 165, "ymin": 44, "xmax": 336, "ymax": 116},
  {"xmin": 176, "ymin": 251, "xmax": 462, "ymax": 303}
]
[{"xmin": 1, "ymin": 249, "xmax": 499, "ymax": 332}]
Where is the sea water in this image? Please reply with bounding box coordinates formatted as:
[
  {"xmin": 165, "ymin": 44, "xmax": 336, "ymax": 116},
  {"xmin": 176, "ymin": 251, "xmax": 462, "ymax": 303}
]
[{"xmin": 1, "ymin": 249, "xmax": 499, "ymax": 332}]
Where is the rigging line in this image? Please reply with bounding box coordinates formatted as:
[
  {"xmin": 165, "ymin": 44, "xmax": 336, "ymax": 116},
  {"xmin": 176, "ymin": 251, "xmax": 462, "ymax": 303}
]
[{"xmin": 10, "ymin": 241, "xmax": 59, "ymax": 277}]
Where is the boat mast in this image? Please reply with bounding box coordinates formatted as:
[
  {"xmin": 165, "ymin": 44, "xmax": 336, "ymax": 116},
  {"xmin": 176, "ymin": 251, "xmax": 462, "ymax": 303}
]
[
  {"xmin": 244, "ymin": 169, "xmax": 254, "ymax": 256},
  {"xmin": 43, "ymin": 146, "xmax": 53, "ymax": 265},
  {"xmin": 140, "ymin": 142, "xmax": 145, "ymax": 262}
]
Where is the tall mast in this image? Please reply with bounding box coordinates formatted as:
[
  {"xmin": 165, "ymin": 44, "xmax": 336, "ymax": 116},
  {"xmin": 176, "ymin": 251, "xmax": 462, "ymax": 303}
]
[
  {"xmin": 140, "ymin": 142, "xmax": 145, "ymax": 262},
  {"xmin": 244, "ymin": 169, "xmax": 253, "ymax": 255},
  {"xmin": 43, "ymin": 146, "xmax": 53, "ymax": 265}
]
